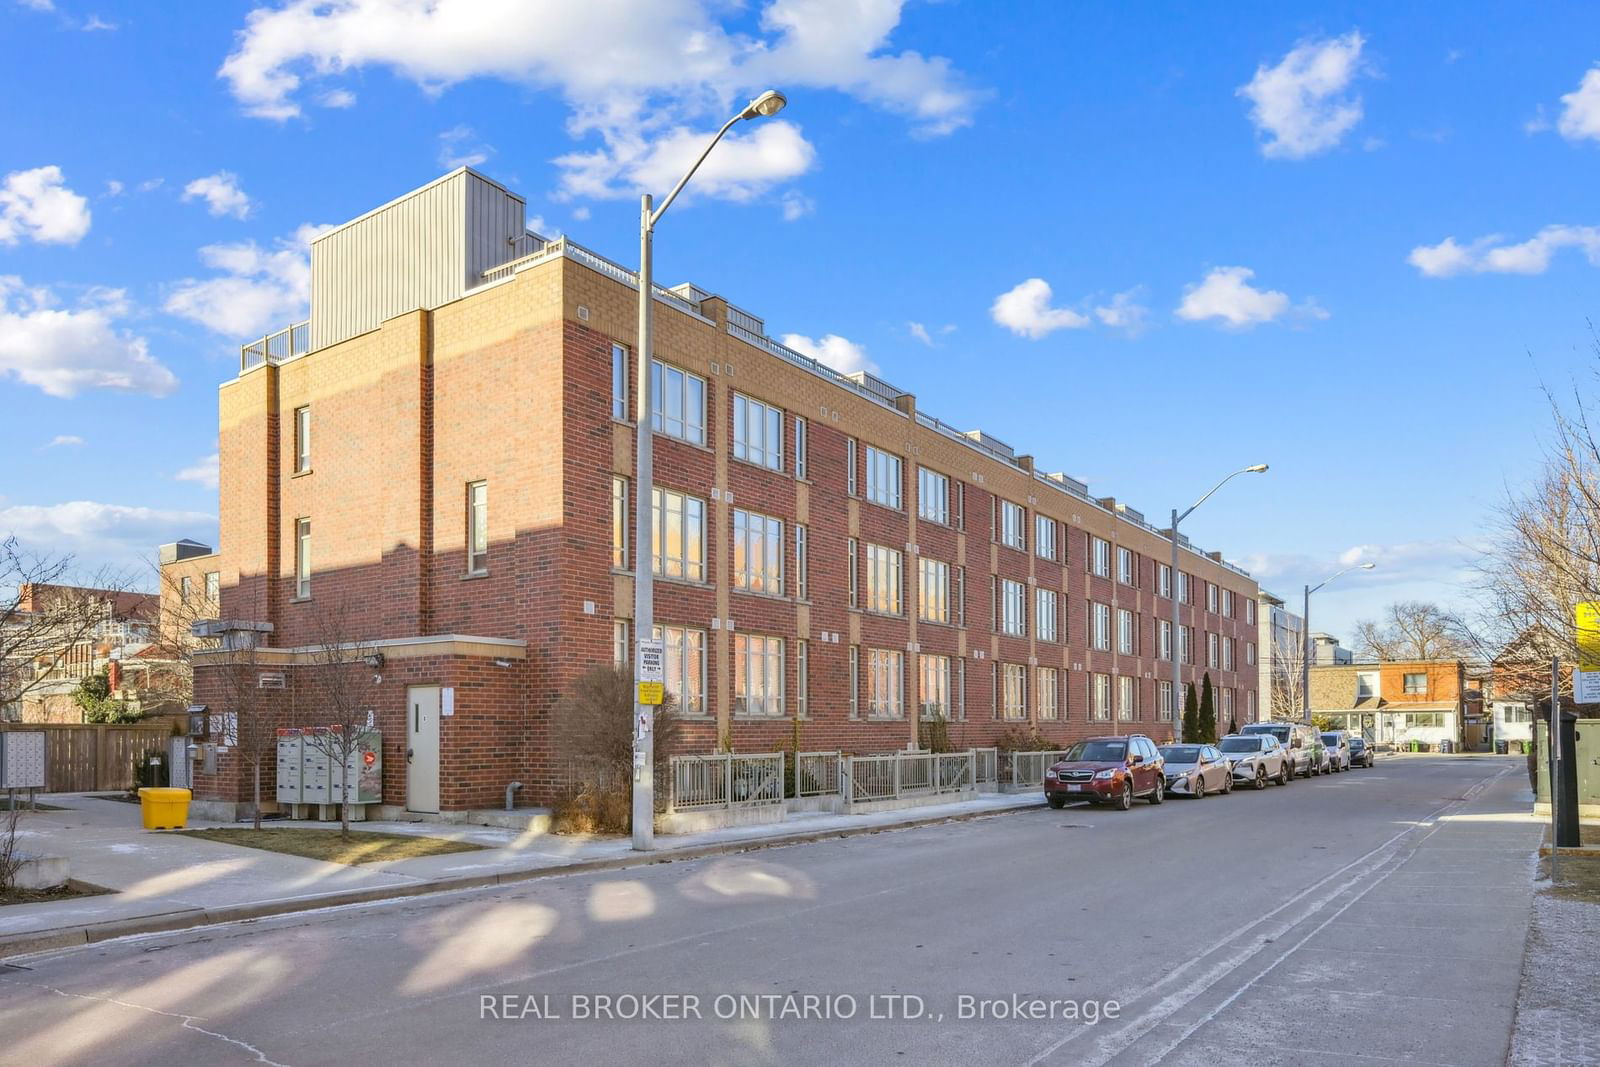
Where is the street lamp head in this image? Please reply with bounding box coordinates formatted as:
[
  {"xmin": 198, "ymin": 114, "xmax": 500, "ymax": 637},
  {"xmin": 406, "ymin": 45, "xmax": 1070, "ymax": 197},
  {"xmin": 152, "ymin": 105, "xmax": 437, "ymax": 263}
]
[
  {"xmin": 1358, "ymin": 562, "xmax": 1376, "ymax": 570},
  {"xmin": 743, "ymin": 89, "xmax": 788, "ymax": 120},
  {"xmin": 1246, "ymin": 464, "xmax": 1269, "ymax": 473}
]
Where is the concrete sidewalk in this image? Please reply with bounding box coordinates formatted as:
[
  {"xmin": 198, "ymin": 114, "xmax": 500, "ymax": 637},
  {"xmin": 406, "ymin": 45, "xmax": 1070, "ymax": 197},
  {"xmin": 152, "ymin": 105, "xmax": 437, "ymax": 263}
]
[{"xmin": 1, "ymin": 790, "xmax": 1044, "ymax": 960}]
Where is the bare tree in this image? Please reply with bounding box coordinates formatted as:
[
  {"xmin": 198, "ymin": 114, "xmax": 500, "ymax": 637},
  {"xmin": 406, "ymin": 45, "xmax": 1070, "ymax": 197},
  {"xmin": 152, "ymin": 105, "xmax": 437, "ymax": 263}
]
[
  {"xmin": 210, "ymin": 632, "xmax": 275, "ymax": 830},
  {"xmin": 1352, "ymin": 601, "xmax": 1472, "ymax": 661},
  {"xmin": 0, "ymin": 805, "xmax": 24, "ymax": 894},
  {"xmin": 129, "ymin": 556, "xmax": 220, "ymax": 716},
  {"xmin": 1269, "ymin": 627, "xmax": 1308, "ymax": 719},
  {"xmin": 304, "ymin": 601, "xmax": 380, "ymax": 838}
]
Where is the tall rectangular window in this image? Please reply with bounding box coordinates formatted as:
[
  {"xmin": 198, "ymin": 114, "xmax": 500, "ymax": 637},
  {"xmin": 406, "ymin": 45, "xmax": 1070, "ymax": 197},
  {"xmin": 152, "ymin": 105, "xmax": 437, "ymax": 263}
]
[
  {"xmin": 999, "ymin": 500, "xmax": 1026, "ymax": 550},
  {"xmin": 293, "ymin": 405, "xmax": 311, "ymax": 473},
  {"xmin": 652, "ymin": 486, "xmax": 706, "ymax": 581},
  {"xmin": 795, "ymin": 525, "xmax": 808, "ymax": 601},
  {"xmin": 865, "ymin": 543, "xmax": 903, "ymax": 615},
  {"xmin": 613, "ymin": 620, "xmax": 629, "ymax": 667},
  {"xmin": 1178, "ymin": 571, "xmax": 1190, "ymax": 604},
  {"xmin": 1158, "ymin": 563, "xmax": 1172, "ymax": 598},
  {"xmin": 1092, "ymin": 602, "xmax": 1111, "ymax": 651},
  {"xmin": 919, "ymin": 654, "xmax": 951, "ymax": 720},
  {"xmin": 1159, "ymin": 620, "xmax": 1173, "ymax": 661},
  {"xmin": 1180, "ymin": 625, "xmax": 1193, "ymax": 664},
  {"xmin": 958, "ymin": 659, "xmax": 966, "ymax": 720},
  {"xmin": 956, "ymin": 566, "xmax": 966, "ymax": 628},
  {"xmin": 1207, "ymin": 583, "xmax": 1219, "ymax": 614},
  {"xmin": 733, "ymin": 509, "xmax": 783, "ymax": 594},
  {"xmin": 1000, "ymin": 579, "xmax": 1027, "ymax": 636},
  {"xmin": 849, "ymin": 646, "xmax": 860, "ymax": 719},
  {"xmin": 180, "ymin": 575, "xmax": 192, "ymax": 602},
  {"xmin": 650, "ymin": 359, "xmax": 705, "ymax": 445},
  {"xmin": 1222, "ymin": 637, "xmax": 1234, "ymax": 671},
  {"xmin": 1035, "ymin": 515, "xmax": 1056, "ymax": 560},
  {"xmin": 205, "ymin": 571, "xmax": 220, "ymax": 602},
  {"xmin": 1247, "ymin": 689, "xmax": 1257, "ymax": 722},
  {"xmin": 1207, "ymin": 632, "xmax": 1219, "ymax": 669},
  {"xmin": 466, "ymin": 480, "xmax": 488, "ymax": 574},
  {"xmin": 1222, "ymin": 589, "xmax": 1234, "ymax": 618},
  {"xmin": 1158, "ymin": 679, "xmax": 1174, "ymax": 721},
  {"xmin": 611, "ymin": 343, "xmax": 627, "ymax": 420},
  {"xmin": 1001, "ymin": 663, "xmax": 1027, "ymax": 720},
  {"xmin": 868, "ymin": 649, "xmax": 904, "ymax": 718},
  {"xmin": 796, "ymin": 641, "xmax": 808, "ymax": 718},
  {"xmin": 848, "ymin": 537, "xmax": 859, "ymax": 608},
  {"xmin": 1117, "ymin": 546, "xmax": 1135, "ymax": 585},
  {"xmin": 794, "ymin": 416, "xmax": 807, "ymax": 479},
  {"xmin": 1117, "ymin": 608, "xmax": 1136, "ymax": 655},
  {"xmin": 865, "ymin": 446, "xmax": 902, "ymax": 508},
  {"xmin": 1245, "ymin": 642, "xmax": 1256, "ymax": 666},
  {"xmin": 733, "ymin": 393, "xmax": 783, "ymax": 470},
  {"xmin": 1092, "ymin": 673, "xmax": 1111, "ymax": 720},
  {"xmin": 918, "ymin": 467, "xmax": 949, "ymax": 524},
  {"xmin": 733, "ymin": 634, "xmax": 783, "ymax": 717},
  {"xmin": 1037, "ymin": 667, "xmax": 1059, "ymax": 719},
  {"xmin": 1221, "ymin": 688, "xmax": 1234, "ymax": 725},
  {"xmin": 611, "ymin": 476, "xmax": 628, "ymax": 569},
  {"xmin": 1119, "ymin": 676, "xmax": 1136, "ymax": 721},
  {"xmin": 653, "ymin": 624, "xmax": 705, "ymax": 716},
  {"xmin": 295, "ymin": 517, "xmax": 311, "ymax": 599},
  {"xmin": 1245, "ymin": 598, "xmax": 1256, "ymax": 625},
  {"xmin": 1092, "ymin": 536, "xmax": 1111, "ymax": 577},
  {"xmin": 1037, "ymin": 588, "xmax": 1058, "ymax": 642},
  {"xmin": 847, "ymin": 438, "xmax": 857, "ymax": 496},
  {"xmin": 919, "ymin": 557, "xmax": 950, "ymax": 623}
]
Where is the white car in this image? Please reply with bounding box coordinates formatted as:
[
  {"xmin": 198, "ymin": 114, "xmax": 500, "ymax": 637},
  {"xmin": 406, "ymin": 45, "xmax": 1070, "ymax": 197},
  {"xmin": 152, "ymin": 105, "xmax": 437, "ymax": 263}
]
[
  {"xmin": 1217, "ymin": 734, "xmax": 1292, "ymax": 790},
  {"xmin": 1321, "ymin": 731, "xmax": 1351, "ymax": 772},
  {"xmin": 1158, "ymin": 743, "xmax": 1234, "ymax": 798}
]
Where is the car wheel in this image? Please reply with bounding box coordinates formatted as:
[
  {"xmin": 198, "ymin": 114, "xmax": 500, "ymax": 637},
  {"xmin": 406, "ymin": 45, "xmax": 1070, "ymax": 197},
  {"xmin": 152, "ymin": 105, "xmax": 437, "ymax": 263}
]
[
  {"xmin": 1277, "ymin": 762, "xmax": 1290, "ymax": 786},
  {"xmin": 1254, "ymin": 766, "xmax": 1268, "ymax": 790},
  {"xmin": 1047, "ymin": 794, "xmax": 1067, "ymax": 809},
  {"xmin": 1115, "ymin": 781, "xmax": 1133, "ymax": 811},
  {"xmin": 1221, "ymin": 773, "xmax": 1232, "ymax": 794},
  {"xmin": 1149, "ymin": 777, "xmax": 1164, "ymax": 805},
  {"xmin": 1193, "ymin": 776, "xmax": 1205, "ymax": 799}
]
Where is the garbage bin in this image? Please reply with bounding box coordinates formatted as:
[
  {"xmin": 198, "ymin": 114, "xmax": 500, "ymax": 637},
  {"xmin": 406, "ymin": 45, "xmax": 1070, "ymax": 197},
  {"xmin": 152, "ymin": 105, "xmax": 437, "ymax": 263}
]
[
  {"xmin": 138, "ymin": 787, "xmax": 192, "ymax": 830},
  {"xmin": 1409, "ymin": 739, "xmax": 1420, "ymax": 753},
  {"xmin": 1495, "ymin": 740, "xmax": 1509, "ymax": 755},
  {"xmin": 1439, "ymin": 740, "xmax": 1454, "ymax": 754}
]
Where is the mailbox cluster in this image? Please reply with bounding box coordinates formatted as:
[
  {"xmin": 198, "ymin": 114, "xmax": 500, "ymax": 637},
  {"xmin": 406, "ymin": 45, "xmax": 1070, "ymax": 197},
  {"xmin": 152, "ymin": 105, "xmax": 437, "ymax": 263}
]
[{"xmin": 275, "ymin": 727, "xmax": 383, "ymax": 819}]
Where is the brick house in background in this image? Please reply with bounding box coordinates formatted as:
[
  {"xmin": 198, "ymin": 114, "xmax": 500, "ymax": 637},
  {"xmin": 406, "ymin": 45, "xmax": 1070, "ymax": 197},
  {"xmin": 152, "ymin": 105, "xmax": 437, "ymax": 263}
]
[
  {"xmin": 188, "ymin": 168, "xmax": 1262, "ymax": 816},
  {"xmin": 1310, "ymin": 659, "xmax": 1468, "ymax": 749}
]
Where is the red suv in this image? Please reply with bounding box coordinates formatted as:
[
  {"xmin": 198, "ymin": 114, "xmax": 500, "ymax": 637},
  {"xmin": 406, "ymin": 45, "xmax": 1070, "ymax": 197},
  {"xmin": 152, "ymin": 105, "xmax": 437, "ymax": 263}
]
[{"xmin": 1044, "ymin": 735, "xmax": 1167, "ymax": 811}]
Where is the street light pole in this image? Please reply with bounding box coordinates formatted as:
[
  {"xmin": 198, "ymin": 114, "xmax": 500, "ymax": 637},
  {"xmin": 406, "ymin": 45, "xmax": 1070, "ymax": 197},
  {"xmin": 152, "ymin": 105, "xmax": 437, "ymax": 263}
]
[
  {"xmin": 631, "ymin": 90, "xmax": 788, "ymax": 852},
  {"xmin": 1168, "ymin": 464, "xmax": 1268, "ymax": 742},
  {"xmin": 1299, "ymin": 562, "xmax": 1376, "ymax": 725}
]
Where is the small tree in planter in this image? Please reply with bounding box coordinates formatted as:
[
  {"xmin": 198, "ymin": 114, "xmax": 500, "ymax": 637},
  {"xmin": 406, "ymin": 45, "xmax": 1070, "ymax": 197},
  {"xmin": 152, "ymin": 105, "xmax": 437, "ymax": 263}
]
[{"xmin": 1182, "ymin": 683, "xmax": 1199, "ymax": 743}]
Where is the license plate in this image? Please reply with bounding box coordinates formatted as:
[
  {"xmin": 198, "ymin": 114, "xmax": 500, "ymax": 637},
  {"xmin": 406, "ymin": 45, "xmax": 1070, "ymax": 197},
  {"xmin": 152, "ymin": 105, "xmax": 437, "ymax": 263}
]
[{"xmin": 1067, "ymin": 784, "xmax": 1084, "ymax": 792}]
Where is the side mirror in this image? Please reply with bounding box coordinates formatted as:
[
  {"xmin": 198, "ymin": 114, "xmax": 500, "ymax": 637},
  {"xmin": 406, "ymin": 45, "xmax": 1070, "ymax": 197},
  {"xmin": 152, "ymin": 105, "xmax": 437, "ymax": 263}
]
[{"xmin": 1128, "ymin": 754, "xmax": 1143, "ymax": 765}]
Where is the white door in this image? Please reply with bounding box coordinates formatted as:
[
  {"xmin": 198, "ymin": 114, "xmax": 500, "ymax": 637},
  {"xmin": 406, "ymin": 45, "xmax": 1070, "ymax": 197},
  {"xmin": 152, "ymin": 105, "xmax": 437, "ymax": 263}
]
[{"xmin": 407, "ymin": 685, "xmax": 441, "ymax": 813}]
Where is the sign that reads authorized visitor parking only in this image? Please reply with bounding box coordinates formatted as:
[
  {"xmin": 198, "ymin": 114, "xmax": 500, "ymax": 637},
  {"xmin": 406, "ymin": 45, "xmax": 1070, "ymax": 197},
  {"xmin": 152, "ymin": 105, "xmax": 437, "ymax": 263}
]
[{"xmin": 637, "ymin": 639, "xmax": 666, "ymax": 705}]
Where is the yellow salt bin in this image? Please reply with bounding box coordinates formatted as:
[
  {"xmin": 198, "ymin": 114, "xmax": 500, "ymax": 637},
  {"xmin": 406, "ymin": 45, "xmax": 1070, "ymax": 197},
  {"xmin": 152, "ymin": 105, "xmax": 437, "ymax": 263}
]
[{"xmin": 138, "ymin": 787, "xmax": 192, "ymax": 830}]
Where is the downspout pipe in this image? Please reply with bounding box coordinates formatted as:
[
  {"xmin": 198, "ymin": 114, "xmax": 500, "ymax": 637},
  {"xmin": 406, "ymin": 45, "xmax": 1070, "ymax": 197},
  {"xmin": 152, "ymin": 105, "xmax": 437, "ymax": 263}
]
[{"xmin": 505, "ymin": 781, "xmax": 523, "ymax": 811}]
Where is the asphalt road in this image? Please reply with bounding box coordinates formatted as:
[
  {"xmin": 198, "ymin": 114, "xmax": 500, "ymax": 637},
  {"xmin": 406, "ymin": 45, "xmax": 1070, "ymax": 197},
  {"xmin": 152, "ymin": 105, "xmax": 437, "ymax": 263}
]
[{"xmin": 0, "ymin": 755, "xmax": 1542, "ymax": 1067}]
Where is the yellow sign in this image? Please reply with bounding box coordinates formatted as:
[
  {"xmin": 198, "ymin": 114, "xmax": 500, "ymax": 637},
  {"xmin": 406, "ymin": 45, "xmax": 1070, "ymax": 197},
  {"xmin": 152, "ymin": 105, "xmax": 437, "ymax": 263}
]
[
  {"xmin": 1579, "ymin": 602, "xmax": 1600, "ymax": 671},
  {"xmin": 637, "ymin": 682, "xmax": 665, "ymax": 706}
]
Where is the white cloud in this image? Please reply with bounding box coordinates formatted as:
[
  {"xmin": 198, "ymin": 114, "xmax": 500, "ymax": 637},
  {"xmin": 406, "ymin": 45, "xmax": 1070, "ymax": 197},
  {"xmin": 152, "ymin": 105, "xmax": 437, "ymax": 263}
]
[
  {"xmin": 104, "ymin": 179, "xmax": 124, "ymax": 197},
  {"xmin": 1092, "ymin": 287, "xmax": 1151, "ymax": 337},
  {"xmin": 780, "ymin": 189, "xmax": 814, "ymax": 221},
  {"xmin": 1557, "ymin": 67, "xmax": 1600, "ymax": 142},
  {"xmin": 572, "ymin": 205, "xmax": 591, "ymax": 221},
  {"xmin": 175, "ymin": 453, "xmax": 220, "ymax": 491},
  {"xmin": 319, "ymin": 88, "xmax": 356, "ymax": 108},
  {"xmin": 218, "ymin": 0, "xmax": 979, "ymax": 205},
  {"xmin": 0, "ymin": 277, "xmax": 177, "ymax": 398},
  {"xmin": 0, "ymin": 500, "xmax": 216, "ymax": 565},
  {"xmin": 137, "ymin": 177, "xmax": 164, "ymax": 193},
  {"xmin": 780, "ymin": 332, "xmax": 878, "ymax": 375},
  {"xmin": 907, "ymin": 321, "xmax": 932, "ymax": 345},
  {"xmin": 45, "ymin": 434, "xmax": 84, "ymax": 448},
  {"xmin": 1237, "ymin": 31, "xmax": 1367, "ymax": 159},
  {"xmin": 556, "ymin": 119, "xmax": 815, "ymax": 202},
  {"xmin": 16, "ymin": 0, "xmax": 53, "ymax": 11},
  {"xmin": 0, "ymin": 165, "xmax": 91, "ymax": 246},
  {"xmin": 438, "ymin": 125, "xmax": 493, "ymax": 169},
  {"xmin": 1176, "ymin": 266, "xmax": 1325, "ymax": 328},
  {"xmin": 181, "ymin": 171, "xmax": 254, "ymax": 219},
  {"xmin": 81, "ymin": 14, "xmax": 115, "ymax": 31},
  {"xmin": 1407, "ymin": 225, "xmax": 1600, "ymax": 278},
  {"xmin": 990, "ymin": 278, "xmax": 1090, "ymax": 339},
  {"xmin": 164, "ymin": 223, "xmax": 330, "ymax": 338}
]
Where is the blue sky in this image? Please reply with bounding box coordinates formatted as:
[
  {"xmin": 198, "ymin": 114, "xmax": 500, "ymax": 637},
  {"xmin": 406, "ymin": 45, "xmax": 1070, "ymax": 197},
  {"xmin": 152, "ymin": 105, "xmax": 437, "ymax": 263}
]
[{"xmin": 3, "ymin": 0, "xmax": 1599, "ymax": 644}]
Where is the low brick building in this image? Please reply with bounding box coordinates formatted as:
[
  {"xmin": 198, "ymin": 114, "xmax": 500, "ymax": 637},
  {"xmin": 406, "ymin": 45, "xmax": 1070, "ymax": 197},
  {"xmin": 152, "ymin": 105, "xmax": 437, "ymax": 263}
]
[
  {"xmin": 1311, "ymin": 660, "xmax": 1468, "ymax": 749},
  {"xmin": 190, "ymin": 167, "xmax": 1263, "ymax": 815}
]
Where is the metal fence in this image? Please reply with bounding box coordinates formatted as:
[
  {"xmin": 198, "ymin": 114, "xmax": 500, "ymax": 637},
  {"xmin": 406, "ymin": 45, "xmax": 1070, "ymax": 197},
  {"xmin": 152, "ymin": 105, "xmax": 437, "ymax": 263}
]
[
  {"xmin": 1005, "ymin": 750, "xmax": 1074, "ymax": 790},
  {"xmin": 795, "ymin": 751, "xmax": 842, "ymax": 797},
  {"xmin": 0, "ymin": 723, "xmax": 173, "ymax": 792},
  {"xmin": 972, "ymin": 747, "xmax": 998, "ymax": 787},
  {"xmin": 669, "ymin": 752, "xmax": 785, "ymax": 811},
  {"xmin": 843, "ymin": 750, "xmax": 975, "ymax": 805}
]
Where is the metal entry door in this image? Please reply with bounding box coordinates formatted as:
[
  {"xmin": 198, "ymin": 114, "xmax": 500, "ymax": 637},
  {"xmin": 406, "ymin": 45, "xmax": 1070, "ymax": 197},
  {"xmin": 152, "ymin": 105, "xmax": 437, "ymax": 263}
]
[{"xmin": 406, "ymin": 685, "xmax": 441, "ymax": 813}]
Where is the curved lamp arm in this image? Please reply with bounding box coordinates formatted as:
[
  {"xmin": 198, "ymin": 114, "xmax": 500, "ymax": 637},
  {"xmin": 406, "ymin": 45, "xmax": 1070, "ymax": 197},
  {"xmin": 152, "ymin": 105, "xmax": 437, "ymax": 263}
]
[{"xmin": 1176, "ymin": 464, "xmax": 1269, "ymax": 526}]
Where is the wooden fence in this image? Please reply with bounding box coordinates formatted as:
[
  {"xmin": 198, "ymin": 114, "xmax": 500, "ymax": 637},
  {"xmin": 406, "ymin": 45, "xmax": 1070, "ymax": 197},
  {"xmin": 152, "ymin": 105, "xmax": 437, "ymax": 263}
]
[{"xmin": 0, "ymin": 723, "xmax": 173, "ymax": 792}]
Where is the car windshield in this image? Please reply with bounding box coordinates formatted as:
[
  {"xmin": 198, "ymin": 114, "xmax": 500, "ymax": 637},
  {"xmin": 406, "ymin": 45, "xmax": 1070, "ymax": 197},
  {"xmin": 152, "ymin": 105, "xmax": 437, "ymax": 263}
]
[
  {"xmin": 1219, "ymin": 737, "xmax": 1260, "ymax": 753},
  {"xmin": 1160, "ymin": 746, "xmax": 1201, "ymax": 763},
  {"xmin": 1321, "ymin": 734, "xmax": 1340, "ymax": 745},
  {"xmin": 1349, "ymin": 739, "xmax": 1366, "ymax": 749},
  {"xmin": 1064, "ymin": 741, "xmax": 1127, "ymax": 762},
  {"xmin": 1245, "ymin": 724, "xmax": 1290, "ymax": 742}
]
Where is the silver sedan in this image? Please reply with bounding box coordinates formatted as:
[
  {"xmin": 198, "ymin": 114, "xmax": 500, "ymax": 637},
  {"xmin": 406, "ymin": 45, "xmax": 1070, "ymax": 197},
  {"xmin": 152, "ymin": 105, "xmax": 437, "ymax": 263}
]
[{"xmin": 1157, "ymin": 744, "xmax": 1234, "ymax": 798}]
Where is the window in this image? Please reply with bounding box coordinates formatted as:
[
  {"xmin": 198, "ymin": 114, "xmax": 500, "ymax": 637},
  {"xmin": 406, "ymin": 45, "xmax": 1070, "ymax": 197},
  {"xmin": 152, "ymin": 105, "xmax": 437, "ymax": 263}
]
[
  {"xmin": 650, "ymin": 360, "xmax": 705, "ymax": 445},
  {"xmin": 847, "ymin": 438, "xmax": 857, "ymax": 496},
  {"xmin": 1092, "ymin": 602, "xmax": 1111, "ymax": 651},
  {"xmin": 1001, "ymin": 663, "xmax": 1027, "ymax": 720},
  {"xmin": 1245, "ymin": 642, "xmax": 1256, "ymax": 667},
  {"xmin": 796, "ymin": 640, "xmax": 808, "ymax": 718},
  {"xmin": 1180, "ymin": 625, "xmax": 1193, "ymax": 664},
  {"xmin": 1036, "ymin": 515, "xmax": 1056, "ymax": 560},
  {"xmin": 180, "ymin": 575, "xmax": 192, "ymax": 601},
  {"xmin": 1159, "ymin": 620, "xmax": 1172, "ymax": 662},
  {"xmin": 849, "ymin": 646, "xmax": 860, "ymax": 719},
  {"xmin": 611, "ymin": 476, "xmax": 628, "ymax": 569},
  {"xmin": 1158, "ymin": 679, "xmax": 1174, "ymax": 721},
  {"xmin": 1091, "ymin": 536, "xmax": 1111, "ymax": 577},
  {"xmin": 1117, "ymin": 609, "xmax": 1136, "ymax": 655},
  {"xmin": 1178, "ymin": 572, "xmax": 1190, "ymax": 604},
  {"xmin": 957, "ymin": 482, "xmax": 966, "ymax": 530},
  {"xmin": 1207, "ymin": 632, "xmax": 1219, "ymax": 668},
  {"xmin": 1246, "ymin": 689, "xmax": 1257, "ymax": 722},
  {"xmin": 867, "ymin": 649, "xmax": 904, "ymax": 718},
  {"xmin": 653, "ymin": 624, "xmax": 705, "ymax": 716},
  {"xmin": 958, "ymin": 659, "xmax": 967, "ymax": 720},
  {"xmin": 1037, "ymin": 667, "xmax": 1059, "ymax": 719},
  {"xmin": 466, "ymin": 480, "xmax": 488, "ymax": 573},
  {"xmin": 1207, "ymin": 583, "xmax": 1218, "ymax": 613},
  {"xmin": 919, "ymin": 558, "xmax": 950, "ymax": 624},
  {"xmin": 1158, "ymin": 563, "xmax": 1172, "ymax": 598},
  {"xmin": 1037, "ymin": 588, "xmax": 1059, "ymax": 642},
  {"xmin": 1092, "ymin": 673, "xmax": 1111, "ymax": 720},
  {"xmin": 1402, "ymin": 711, "xmax": 1445, "ymax": 728},
  {"xmin": 652, "ymin": 487, "xmax": 706, "ymax": 581},
  {"xmin": 918, "ymin": 467, "xmax": 949, "ymax": 524},
  {"xmin": 733, "ymin": 393, "xmax": 783, "ymax": 470},
  {"xmin": 205, "ymin": 571, "xmax": 220, "ymax": 602},
  {"xmin": 1245, "ymin": 598, "xmax": 1256, "ymax": 625},
  {"xmin": 611, "ymin": 343, "xmax": 627, "ymax": 420},
  {"xmin": 865, "ymin": 543, "xmax": 903, "ymax": 614},
  {"xmin": 294, "ymin": 518, "xmax": 311, "ymax": 599},
  {"xmin": 613, "ymin": 620, "xmax": 629, "ymax": 667},
  {"xmin": 1222, "ymin": 637, "xmax": 1234, "ymax": 672},
  {"xmin": 1000, "ymin": 579, "xmax": 1027, "ymax": 636},
  {"xmin": 293, "ymin": 405, "xmax": 311, "ymax": 473},
  {"xmin": 1503, "ymin": 704, "xmax": 1533, "ymax": 724},
  {"xmin": 1357, "ymin": 671, "xmax": 1379, "ymax": 699},
  {"xmin": 1118, "ymin": 676, "xmax": 1136, "ymax": 721},
  {"xmin": 795, "ymin": 525, "xmax": 808, "ymax": 601},
  {"xmin": 794, "ymin": 416, "xmax": 807, "ymax": 479},
  {"xmin": 865, "ymin": 446, "xmax": 902, "ymax": 508},
  {"xmin": 1117, "ymin": 546, "xmax": 1135, "ymax": 585},
  {"xmin": 1222, "ymin": 589, "xmax": 1234, "ymax": 618},
  {"xmin": 1000, "ymin": 500, "xmax": 1026, "ymax": 550},
  {"xmin": 848, "ymin": 538, "xmax": 859, "ymax": 608},
  {"xmin": 733, "ymin": 634, "xmax": 783, "ymax": 717},
  {"xmin": 1221, "ymin": 688, "xmax": 1234, "ymax": 725},
  {"xmin": 1403, "ymin": 672, "xmax": 1427, "ymax": 694},
  {"xmin": 920, "ymin": 654, "xmax": 951, "ymax": 720},
  {"xmin": 733, "ymin": 509, "xmax": 783, "ymax": 594}
]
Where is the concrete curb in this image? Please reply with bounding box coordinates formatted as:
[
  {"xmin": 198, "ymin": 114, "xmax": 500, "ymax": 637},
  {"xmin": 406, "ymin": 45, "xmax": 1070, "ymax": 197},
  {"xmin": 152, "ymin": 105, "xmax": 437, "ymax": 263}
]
[{"xmin": 1, "ymin": 798, "xmax": 1044, "ymax": 961}]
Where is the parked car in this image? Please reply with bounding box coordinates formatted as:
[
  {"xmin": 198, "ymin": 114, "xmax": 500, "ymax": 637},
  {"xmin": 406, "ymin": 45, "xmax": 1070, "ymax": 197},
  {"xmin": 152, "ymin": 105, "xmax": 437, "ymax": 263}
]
[
  {"xmin": 1044, "ymin": 735, "xmax": 1166, "ymax": 810},
  {"xmin": 1348, "ymin": 735, "xmax": 1375, "ymax": 768},
  {"xmin": 1218, "ymin": 733, "xmax": 1292, "ymax": 789},
  {"xmin": 1158, "ymin": 743, "xmax": 1234, "ymax": 798},
  {"xmin": 1240, "ymin": 721, "xmax": 1327, "ymax": 777},
  {"xmin": 1321, "ymin": 731, "xmax": 1351, "ymax": 772}
]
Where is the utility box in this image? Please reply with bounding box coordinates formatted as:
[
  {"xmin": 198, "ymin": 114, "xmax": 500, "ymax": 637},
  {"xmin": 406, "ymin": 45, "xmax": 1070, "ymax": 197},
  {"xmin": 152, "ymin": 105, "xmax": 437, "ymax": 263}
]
[
  {"xmin": 275, "ymin": 729, "xmax": 303, "ymax": 805},
  {"xmin": 0, "ymin": 731, "xmax": 47, "ymax": 790},
  {"xmin": 300, "ymin": 728, "xmax": 331, "ymax": 806},
  {"xmin": 167, "ymin": 737, "xmax": 191, "ymax": 791},
  {"xmin": 329, "ymin": 728, "xmax": 383, "ymax": 805}
]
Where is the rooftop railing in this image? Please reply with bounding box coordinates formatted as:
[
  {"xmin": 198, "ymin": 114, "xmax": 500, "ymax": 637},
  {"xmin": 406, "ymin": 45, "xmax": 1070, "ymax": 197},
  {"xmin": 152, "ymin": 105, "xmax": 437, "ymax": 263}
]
[{"xmin": 240, "ymin": 321, "xmax": 310, "ymax": 372}]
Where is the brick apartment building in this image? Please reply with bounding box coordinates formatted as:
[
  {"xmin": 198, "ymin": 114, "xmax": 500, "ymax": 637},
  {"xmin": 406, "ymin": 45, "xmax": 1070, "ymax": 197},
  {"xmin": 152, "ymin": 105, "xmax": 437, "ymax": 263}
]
[{"xmin": 186, "ymin": 168, "xmax": 1262, "ymax": 815}]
